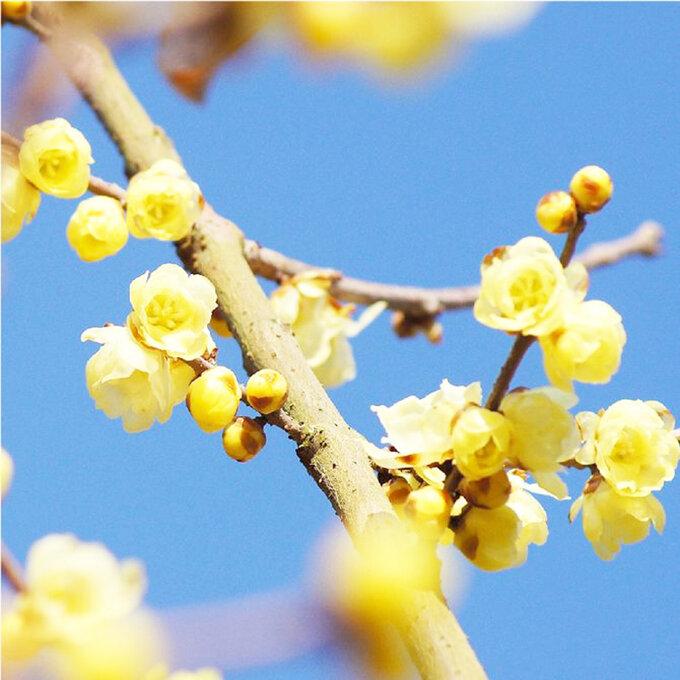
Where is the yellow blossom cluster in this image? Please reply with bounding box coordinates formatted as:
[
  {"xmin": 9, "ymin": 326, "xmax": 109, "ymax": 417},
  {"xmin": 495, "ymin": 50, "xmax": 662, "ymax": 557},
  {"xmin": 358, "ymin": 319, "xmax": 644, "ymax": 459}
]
[
  {"xmin": 270, "ymin": 272, "xmax": 384, "ymax": 388},
  {"xmin": 2, "ymin": 118, "xmax": 203, "ymax": 259}
]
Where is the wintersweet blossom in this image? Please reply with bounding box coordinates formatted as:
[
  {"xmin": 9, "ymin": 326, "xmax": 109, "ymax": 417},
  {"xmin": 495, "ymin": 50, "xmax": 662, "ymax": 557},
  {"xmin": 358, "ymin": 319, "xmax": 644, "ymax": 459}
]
[
  {"xmin": 570, "ymin": 477, "xmax": 665, "ymax": 560},
  {"xmin": 1, "ymin": 145, "xmax": 41, "ymax": 242},
  {"xmin": 1, "ymin": 447, "xmax": 13, "ymax": 498},
  {"xmin": 501, "ymin": 387, "xmax": 579, "ymax": 499},
  {"xmin": 575, "ymin": 400, "xmax": 679, "ymax": 497},
  {"xmin": 66, "ymin": 196, "xmax": 129, "ymax": 262},
  {"xmin": 186, "ymin": 366, "xmax": 241, "ymax": 433},
  {"xmin": 540, "ymin": 300, "xmax": 626, "ymax": 391},
  {"xmin": 126, "ymin": 159, "xmax": 203, "ymax": 241},
  {"xmin": 371, "ymin": 380, "xmax": 482, "ymax": 468},
  {"xmin": 82, "ymin": 324, "xmax": 195, "ymax": 433},
  {"xmin": 18, "ymin": 118, "xmax": 93, "ymax": 198},
  {"xmin": 271, "ymin": 272, "xmax": 384, "ymax": 387},
  {"xmin": 473, "ymin": 237, "xmax": 588, "ymax": 337},
  {"xmin": 128, "ymin": 264, "xmax": 217, "ymax": 360}
]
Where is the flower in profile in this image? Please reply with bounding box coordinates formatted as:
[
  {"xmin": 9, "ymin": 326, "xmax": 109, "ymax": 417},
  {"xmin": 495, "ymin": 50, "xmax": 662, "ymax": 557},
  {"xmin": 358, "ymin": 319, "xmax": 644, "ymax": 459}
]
[
  {"xmin": 569, "ymin": 476, "xmax": 665, "ymax": 560},
  {"xmin": 2, "ymin": 144, "xmax": 41, "ymax": 243},
  {"xmin": 82, "ymin": 324, "xmax": 195, "ymax": 433},
  {"xmin": 271, "ymin": 272, "xmax": 384, "ymax": 387},
  {"xmin": 126, "ymin": 159, "xmax": 203, "ymax": 241},
  {"xmin": 575, "ymin": 400, "xmax": 679, "ymax": 497},
  {"xmin": 128, "ymin": 264, "xmax": 217, "ymax": 361},
  {"xmin": 18, "ymin": 118, "xmax": 93, "ymax": 198},
  {"xmin": 539, "ymin": 300, "xmax": 626, "ymax": 391},
  {"xmin": 66, "ymin": 196, "xmax": 129, "ymax": 262},
  {"xmin": 474, "ymin": 236, "xmax": 588, "ymax": 337}
]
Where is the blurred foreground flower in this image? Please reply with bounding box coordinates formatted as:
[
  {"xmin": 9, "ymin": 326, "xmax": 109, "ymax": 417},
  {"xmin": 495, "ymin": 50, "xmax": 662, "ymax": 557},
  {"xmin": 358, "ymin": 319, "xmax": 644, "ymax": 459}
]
[{"xmin": 1, "ymin": 144, "xmax": 41, "ymax": 243}]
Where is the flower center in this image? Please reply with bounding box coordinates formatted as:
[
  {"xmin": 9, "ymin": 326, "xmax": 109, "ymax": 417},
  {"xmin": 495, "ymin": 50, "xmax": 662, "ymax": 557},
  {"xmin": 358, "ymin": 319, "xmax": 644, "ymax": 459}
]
[
  {"xmin": 39, "ymin": 150, "xmax": 73, "ymax": 180},
  {"xmin": 145, "ymin": 294, "xmax": 189, "ymax": 331},
  {"xmin": 144, "ymin": 193, "xmax": 178, "ymax": 224},
  {"xmin": 509, "ymin": 270, "xmax": 553, "ymax": 312}
]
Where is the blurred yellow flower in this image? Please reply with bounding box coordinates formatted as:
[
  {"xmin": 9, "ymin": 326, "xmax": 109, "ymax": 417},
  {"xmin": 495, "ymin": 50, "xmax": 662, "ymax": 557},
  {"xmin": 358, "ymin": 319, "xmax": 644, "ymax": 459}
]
[
  {"xmin": 501, "ymin": 387, "xmax": 579, "ymax": 499},
  {"xmin": 128, "ymin": 263, "xmax": 217, "ymax": 360},
  {"xmin": 126, "ymin": 159, "xmax": 203, "ymax": 241},
  {"xmin": 570, "ymin": 477, "xmax": 665, "ymax": 560},
  {"xmin": 186, "ymin": 366, "xmax": 241, "ymax": 433},
  {"xmin": 82, "ymin": 324, "xmax": 195, "ymax": 433},
  {"xmin": 1, "ymin": 145, "xmax": 41, "ymax": 243},
  {"xmin": 66, "ymin": 196, "xmax": 129, "ymax": 262},
  {"xmin": 271, "ymin": 272, "xmax": 384, "ymax": 387},
  {"xmin": 19, "ymin": 118, "xmax": 93, "ymax": 198},
  {"xmin": 474, "ymin": 236, "xmax": 588, "ymax": 337},
  {"xmin": 371, "ymin": 379, "xmax": 482, "ymax": 468},
  {"xmin": 452, "ymin": 406, "xmax": 510, "ymax": 480},
  {"xmin": 575, "ymin": 400, "xmax": 679, "ymax": 497},
  {"xmin": 539, "ymin": 300, "xmax": 626, "ymax": 392},
  {"xmin": 1, "ymin": 447, "xmax": 13, "ymax": 498}
]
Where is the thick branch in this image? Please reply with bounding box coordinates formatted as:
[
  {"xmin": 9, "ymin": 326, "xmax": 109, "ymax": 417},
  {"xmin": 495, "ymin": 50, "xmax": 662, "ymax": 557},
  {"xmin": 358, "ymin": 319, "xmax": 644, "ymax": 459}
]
[{"xmin": 17, "ymin": 10, "xmax": 485, "ymax": 679}]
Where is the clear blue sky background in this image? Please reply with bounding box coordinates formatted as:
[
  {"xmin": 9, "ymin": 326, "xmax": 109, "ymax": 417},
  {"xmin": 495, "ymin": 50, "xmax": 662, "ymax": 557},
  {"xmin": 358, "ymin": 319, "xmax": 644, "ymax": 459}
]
[{"xmin": 3, "ymin": 4, "xmax": 679, "ymax": 679}]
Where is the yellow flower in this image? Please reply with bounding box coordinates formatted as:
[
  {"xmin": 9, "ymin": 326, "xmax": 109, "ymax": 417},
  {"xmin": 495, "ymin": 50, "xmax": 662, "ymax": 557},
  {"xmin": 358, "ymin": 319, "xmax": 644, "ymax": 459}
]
[
  {"xmin": 126, "ymin": 159, "xmax": 203, "ymax": 241},
  {"xmin": 186, "ymin": 366, "xmax": 241, "ymax": 433},
  {"xmin": 459, "ymin": 469, "xmax": 512, "ymax": 509},
  {"xmin": 403, "ymin": 485, "xmax": 453, "ymax": 540},
  {"xmin": 501, "ymin": 387, "xmax": 579, "ymax": 498},
  {"xmin": 1, "ymin": 447, "xmax": 13, "ymax": 498},
  {"xmin": 474, "ymin": 236, "xmax": 588, "ymax": 337},
  {"xmin": 245, "ymin": 368, "xmax": 289, "ymax": 414},
  {"xmin": 18, "ymin": 118, "xmax": 93, "ymax": 198},
  {"xmin": 82, "ymin": 324, "xmax": 195, "ymax": 433},
  {"xmin": 222, "ymin": 416, "xmax": 266, "ymax": 462},
  {"xmin": 539, "ymin": 300, "xmax": 626, "ymax": 391},
  {"xmin": 570, "ymin": 477, "xmax": 665, "ymax": 560},
  {"xmin": 66, "ymin": 196, "xmax": 128, "ymax": 262},
  {"xmin": 575, "ymin": 400, "xmax": 679, "ymax": 497},
  {"xmin": 2, "ymin": 145, "xmax": 41, "ymax": 243},
  {"xmin": 569, "ymin": 165, "xmax": 613, "ymax": 213},
  {"xmin": 453, "ymin": 476, "xmax": 547, "ymax": 571},
  {"xmin": 2, "ymin": 1, "xmax": 32, "ymax": 20},
  {"xmin": 128, "ymin": 263, "xmax": 217, "ymax": 360},
  {"xmin": 4, "ymin": 534, "xmax": 145, "ymax": 653},
  {"xmin": 535, "ymin": 190, "xmax": 578, "ymax": 234},
  {"xmin": 451, "ymin": 406, "xmax": 510, "ymax": 480},
  {"xmin": 271, "ymin": 272, "xmax": 384, "ymax": 387},
  {"xmin": 371, "ymin": 380, "xmax": 482, "ymax": 468}
]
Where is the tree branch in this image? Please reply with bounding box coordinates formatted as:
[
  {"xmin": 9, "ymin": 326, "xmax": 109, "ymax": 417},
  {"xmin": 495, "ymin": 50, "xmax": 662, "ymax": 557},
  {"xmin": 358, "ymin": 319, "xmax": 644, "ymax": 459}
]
[
  {"xmin": 2, "ymin": 543, "xmax": 27, "ymax": 593},
  {"xmin": 14, "ymin": 10, "xmax": 485, "ymax": 679}
]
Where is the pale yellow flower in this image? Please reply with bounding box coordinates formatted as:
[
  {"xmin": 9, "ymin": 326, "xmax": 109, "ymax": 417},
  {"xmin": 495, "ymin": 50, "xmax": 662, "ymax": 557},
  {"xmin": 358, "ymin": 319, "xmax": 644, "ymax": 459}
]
[
  {"xmin": 371, "ymin": 379, "xmax": 482, "ymax": 468},
  {"xmin": 271, "ymin": 272, "xmax": 384, "ymax": 387},
  {"xmin": 128, "ymin": 263, "xmax": 217, "ymax": 360},
  {"xmin": 473, "ymin": 236, "xmax": 588, "ymax": 337},
  {"xmin": 501, "ymin": 387, "xmax": 579, "ymax": 498},
  {"xmin": 66, "ymin": 196, "xmax": 129, "ymax": 262},
  {"xmin": 82, "ymin": 324, "xmax": 195, "ymax": 433},
  {"xmin": 570, "ymin": 478, "xmax": 665, "ymax": 560},
  {"xmin": 2, "ymin": 145, "xmax": 41, "ymax": 242},
  {"xmin": 453, "ymin": 476, "xmax": 547, "ymax": 571},
  {"xmin": 1, "ymin": 447, "xmax": 13, "ymax": 498},
  {"xmin": 540, "ymin": 300, "xmax": 626, "ymax": 391},
  {"xmin": 18, "ymin": 118, "xmax": 93, "ymax": 198},
  {"xmin": 126, "ymin": 159, "xmax": 202, "ymax": 241},
  {"xmin": 452, "ymin": 406, "xmax": 510, "ymax": 480},
  {"xmin": 575, "ymin": 400, "xmax": 679, "ymax": 497}
]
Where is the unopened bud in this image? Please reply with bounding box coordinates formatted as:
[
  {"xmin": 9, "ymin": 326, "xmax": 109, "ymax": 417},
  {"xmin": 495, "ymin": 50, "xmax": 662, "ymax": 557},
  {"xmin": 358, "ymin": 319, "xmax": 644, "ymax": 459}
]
[
  {"xmin": 404, "ymin": 485, "xmax": 453, "ymax": 537},
  {"xmin": 459, "ymin": 469, "xmax": 511, "ymax": 509},
  {"xmin": 2, "ymin": 1, "xmax": 31, "ymax": 20},
  {"xmin": 245, "ymin": 369, "xmax": 288, "ymax": 414},
  {"xmin": 391, "ymin": 311, "xmax": 443, "ymax": 344},
  {"xmin": 186, "ymin": 366, "xmax": 241, "ymax": 433},
  {"xmin": 535, "ymin": 191, "xmax": 578, "ymax": 234},
  {"xmin": 209, "ymin": 312, "xmax": 232, "ymax": 338},
  {"xmin": 222, "ymin": 416, "xmax": 266, "ymax": 462},
  {"xmin": 569, "ymin": 165, "xmax": 613, "ymax": 213}
]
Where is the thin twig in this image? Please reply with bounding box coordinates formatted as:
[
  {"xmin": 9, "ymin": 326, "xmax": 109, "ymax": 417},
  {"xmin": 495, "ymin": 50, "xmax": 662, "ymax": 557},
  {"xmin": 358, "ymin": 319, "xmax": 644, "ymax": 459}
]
[{"xmin": 2, "ymin": 543, "xmax": 27, "ymax": 592}]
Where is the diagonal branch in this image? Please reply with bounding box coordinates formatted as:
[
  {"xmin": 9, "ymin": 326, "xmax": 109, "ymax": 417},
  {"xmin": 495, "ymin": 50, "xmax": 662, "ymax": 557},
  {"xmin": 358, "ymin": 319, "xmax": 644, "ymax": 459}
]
[{"xmin": 12, "ymin": 9, "xmax": 486, "ymax": 679}]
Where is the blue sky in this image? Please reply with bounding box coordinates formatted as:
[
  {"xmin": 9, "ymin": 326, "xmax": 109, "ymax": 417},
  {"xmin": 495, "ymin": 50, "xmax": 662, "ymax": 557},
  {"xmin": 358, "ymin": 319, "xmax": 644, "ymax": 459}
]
[{"xmin": 2, "ymin": 3, "xmax": 679, "ymax": 678}]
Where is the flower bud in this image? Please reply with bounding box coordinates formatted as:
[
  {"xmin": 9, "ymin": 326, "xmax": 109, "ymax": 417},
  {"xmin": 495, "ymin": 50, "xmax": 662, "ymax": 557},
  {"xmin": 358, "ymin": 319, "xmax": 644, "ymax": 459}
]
[
  {"xmin": 222, "ymin": 416, "xmax": 266, "ymax": 462},
  {"xmin": 2, "ymin": 1, "xmax": 31, "ymax": 20},
  {"xmin": 186, "ymin": 366, "xmax": 241, "ymax": 433},
  {"xmin": 66, "ymin": 196, "xmax": 128, "ymax": 262},
  {"xmin": 535, "ymin": 191, "xmax": 578, "ymax": 234},
  {"xmin": 459, "ymin": 470, "xmax": 511, "ymax": 509},
  {"xmin": 569, "ymin": 165, "xmax": 613, "ymax": 213},
  {"xmin": 404, "ymin": 485, "xmax": 453, "ymax": 537},
  {"xmin": 245, "ymin": 369, "xmax": 288, "ymax": 414},
  {"xmin": 382, "ymin": 477, "xmax": 412, "ymax": 509},
  {"xmin": 209, "ymin": 312, "xmax": 232, "ymax": 338},
  {"xmin": 19, "ymin": 118, "xmax": 93, "ymax": 198},
  {"xmin": 1, "ymin": 145, "xmax": 41, "ymax": 243}
]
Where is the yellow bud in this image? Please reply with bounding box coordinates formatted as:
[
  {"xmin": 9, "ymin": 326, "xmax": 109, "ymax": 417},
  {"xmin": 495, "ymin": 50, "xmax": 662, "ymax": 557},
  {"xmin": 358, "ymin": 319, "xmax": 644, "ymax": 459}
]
[
  {"xmin": 2, "ymin": 1, "xmax": 31, "ymax": 20},
  {"xmin": 222, "ymin": 416, "xmax": 266, "ymax": 462},
  {"xmin": 1, "ymin": 448, "xmax": 14, "ymax": 499},
  {"xmin": 209, "ymin": 312, "xmax": 232, "ymax": 338},
  {"xmin": 569, "ymin": 165, "xmax": 613, "ymax": 213},
  {"xmin": 459, "ymin": 469, "xmax": 511, "ymax": 509},
  {"xmin": 404, "ymin": 485, "xmax": 453, "ymax": 537},
  {"xmin": 245, "ymin": 369, "xmax": 288, "ymax": 414},
  {"xmin": 186, "ymin": 366, "xmax": 241, "ymax": 433},
  {"xmin": 19, "ymin": 118, "xmax": 93, "ymax": 198},
  {"xmin": 382, "ymin": 477, "xmax": 412, "ymax": 509},
  {"xmin": 66, "ymin": 196, "xmax": 128, "ymax": 262},
  {"xmin": 1, "ymin": 145, "xmax": 41, "ymax": 243},
  {"xmin": 535, "ymin": 190, "xmax": 578, "ymax": 234}
]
